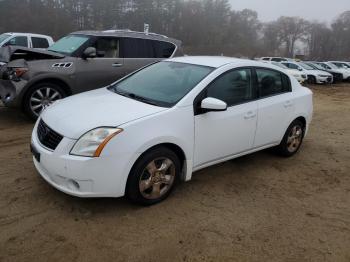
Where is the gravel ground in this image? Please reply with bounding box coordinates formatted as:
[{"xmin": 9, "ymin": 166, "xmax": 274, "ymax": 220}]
[{"xmin": 0, "ymin": 84, "xmax": 349, "ymax": 262}]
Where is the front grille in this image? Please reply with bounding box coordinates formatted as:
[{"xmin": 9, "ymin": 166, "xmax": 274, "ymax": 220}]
[{"xmin": 37, "ymin": 120, "xmax": 63, "ymax": 150}]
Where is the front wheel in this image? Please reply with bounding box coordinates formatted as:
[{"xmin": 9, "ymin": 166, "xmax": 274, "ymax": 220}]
[
  {"xmin": 308, "ymin": 75, "xmax": 316, "ymax": 85},
  {"xmin": 23, "ymin": 82, "xmax": 66, "ymax": 120},
  {"xmin": 126, "ymin": 147, "xmax": 181, "ymax": 205},
  {"xmin": 276, "ymin": 120, "xmax": 305, "ymax": 157}
]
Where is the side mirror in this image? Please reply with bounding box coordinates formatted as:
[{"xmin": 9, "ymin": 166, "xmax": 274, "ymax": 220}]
[
  {"xmin": 201, "ymin": 97, "xmax": 227, "ymax": 112},
  {"xmin": 82, "ymin": 47, "xmax": 97, "ymax": 59},
  {"xmin": 298, "ymin": 67, "xmax": 303, "ymax": 71}
]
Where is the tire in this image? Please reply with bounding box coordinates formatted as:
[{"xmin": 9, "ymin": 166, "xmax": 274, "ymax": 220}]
[
  {"xmin": 308, "ymin": 75, "xmax": 316, "ymax": 85},
  {"xmin": 126, "ymin": 146, "xmax": 181, "ymax": 206},
  {"xmin": 275, "ymin": 120, "xmax": 305, "ymax": 157},
  {"xmin": 23, "ymin": 82, "xmax": 67, "ymax": 120}
]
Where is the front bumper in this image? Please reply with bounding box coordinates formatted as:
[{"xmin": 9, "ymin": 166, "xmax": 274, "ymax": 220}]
[
  {"xmin": 0, "ymin": 79, "xmax": 27, "ymax": 107},
  {"xmin": 316, "ymin": 75, "xmax": 333, "ymax": 84},
  {"xmin": 0, "ymin": 64, "xmax": 28, "ymax": 107},
  {"xmin": 31, "ymin": 121, "xmax": 140, "ymax": 198}
]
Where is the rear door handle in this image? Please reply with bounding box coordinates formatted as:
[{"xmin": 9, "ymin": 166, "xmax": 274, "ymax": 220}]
[
  {"xmin": 244, "ymin": 111, "xmax": 256, "ymax": 120},
  {"xmin": 112, "ymin": 63, "xmax": 123, "ymax": 67}
]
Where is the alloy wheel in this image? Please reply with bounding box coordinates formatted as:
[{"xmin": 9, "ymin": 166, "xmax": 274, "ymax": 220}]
[
  {"xmin": 286, "ymin": 125, "xmax": 303, "ymax": 153},
  {"xmin": 30, "ymin": 87, "xmax": 62, "ymax": 116},
  {"xmin": 139, "ymin": 157, "xmax": 176, "ymax": 200}
]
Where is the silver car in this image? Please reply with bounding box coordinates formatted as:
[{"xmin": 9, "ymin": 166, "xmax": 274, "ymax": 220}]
[{"xmin": 0, "ymin": 30, "xmax": 182, "ymax": 119}]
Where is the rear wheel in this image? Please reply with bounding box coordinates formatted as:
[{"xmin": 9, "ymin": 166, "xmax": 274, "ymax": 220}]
[
  {"xmin": 126, "ymin": 147, "xmax": 181, "ymax": 205},
  {"xmin": 276, "ymin": 120, "xmax": 305, "ymax": 157},
  {"xmin": 23, "ymin": 82, "xmax": 66, "ymax": 120}
]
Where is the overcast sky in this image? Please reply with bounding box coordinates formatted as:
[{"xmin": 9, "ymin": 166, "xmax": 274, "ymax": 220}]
[{"xmin": 229, "ymin": 0, "xmax": 350, "ymax": 23}]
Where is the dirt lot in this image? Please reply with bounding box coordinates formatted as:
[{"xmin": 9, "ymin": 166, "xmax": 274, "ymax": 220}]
[{"xmin": 0, "ymin": 84, "xmax": 349, "ymax": 262}]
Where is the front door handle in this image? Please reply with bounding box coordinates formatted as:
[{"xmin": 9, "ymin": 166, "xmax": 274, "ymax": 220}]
[
  {"xmin": 112, "ymin": 63, "xmax": 123, "ymax": 67},
  {"xmin": 244, "ymin": 111, "xmax": 256, "ymax": 120}
]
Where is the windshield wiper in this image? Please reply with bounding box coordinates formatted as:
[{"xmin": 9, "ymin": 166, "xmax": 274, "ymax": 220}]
[{"xmin": 114, "ymin": 89, "xmax": 159, "ymax": 106}]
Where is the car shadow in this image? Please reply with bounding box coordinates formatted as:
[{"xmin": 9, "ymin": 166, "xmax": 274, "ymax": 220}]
[
  {"xmin": 0, "ymin": 103, "xmax": 33, "ymax": 127},
  {"xmin": 45, "ymin": 150, "xmax": 279, "ymax": 218}
]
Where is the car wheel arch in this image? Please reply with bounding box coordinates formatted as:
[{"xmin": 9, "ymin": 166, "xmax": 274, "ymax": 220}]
[
  {"xmin": 278, "ymin": 116, "xmax": 307, "ymax": 144},
  {"xmin": 131, "ymin": 143, "xmax": 188, "ymax": 181},
  {"xmin": 21, "ymin": 78, "xmax": 72, "ymax": 109},
  {"xmin": 294, "ymin": 116, "xmax": 306, "ymax": 129}
]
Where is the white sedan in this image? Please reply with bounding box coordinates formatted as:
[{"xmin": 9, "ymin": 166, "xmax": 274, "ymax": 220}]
[
  {"xmin": 31, "ymin": 57, "xmax": 313, "ymax": 205},
  {"xmin": 269, "ymin": 61, "xmax": 307, "ymax": 83},
  {"xmin": 282, "ymin": 61, "xmax": 333, "ymax": 84}
]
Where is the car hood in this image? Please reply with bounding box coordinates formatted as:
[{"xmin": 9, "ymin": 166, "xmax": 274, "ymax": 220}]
[
  {"xmin": 41, "ymin": 88, "xmax": 168, "ymax": 139},
  {"xmin": 0, "ymin": 46, "xmax": 64, "ymax": 63}
]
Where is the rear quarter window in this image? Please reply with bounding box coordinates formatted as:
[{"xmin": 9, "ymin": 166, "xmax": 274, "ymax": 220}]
[
  {"xmin": 153, "ymin": 41, "xmax": 176, "ymax": 58},
  {"xmin": 121, "ymin": 38, "xmax": 176, "ymax": 58}
]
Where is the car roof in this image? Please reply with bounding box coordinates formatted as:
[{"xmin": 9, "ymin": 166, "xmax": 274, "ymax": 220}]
[
  {"xmin": 5, "ymin": 32, "xmax": 52, "ymax": 38},
  {"xmin": 71, "ymin": 30, "xmax": 181, "ymax": 46},
  {"xmin": 166, "ymin": 56, "xmax": 277, "ymax": 69}
]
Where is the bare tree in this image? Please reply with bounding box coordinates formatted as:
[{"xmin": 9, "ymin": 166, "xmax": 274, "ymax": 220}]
[
  {"xmin": 275, "ymin": 16, "xmax": 309, "ymax": 57},
  {"xmin": 0, "ymin": 0, "xmax": 349, "ymax": 60}
]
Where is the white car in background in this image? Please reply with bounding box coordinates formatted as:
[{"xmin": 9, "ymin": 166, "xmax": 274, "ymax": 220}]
[
  {"xmin": 282, "ymin": 61, "xmax": 333, "ymax": 84},
  {"xmin": 269, "ymin": 61, "xmax": 307, "ymax": 83},
  {"xmin": 0, "ymin": 32, "xmax": 54, "ymax": 49},
  {"xmin": 328, "ymin": 61, "xmax": 350, "ymax": 70},
  {"xmin": 260, "ymin": 57, "xmax": 293, "ymax": 62},
  {"xmin": 30, "ymin": 57, "xmax": 313, "ymax": 205},
  {"xmin": 316, "ymin": 62, "xmax": 350, "ymax": 81}
]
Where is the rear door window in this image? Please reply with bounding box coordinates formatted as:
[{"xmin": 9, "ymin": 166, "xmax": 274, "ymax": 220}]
[
  {"xmin": 256, "ymin": 68, "xmax": 291, "ymax": 98},
  {"xmin": 31, "ymin": 37, "xmax": 50, "ymax": 48},
  {"xmin": 121, "ymin": 38, "xmax": 155, "ymax": 58}
]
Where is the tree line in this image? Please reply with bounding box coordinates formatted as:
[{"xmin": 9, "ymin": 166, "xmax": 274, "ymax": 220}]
[{"xmin": 0, "ymin": 0, "xmax": 349, "ymax": 60}]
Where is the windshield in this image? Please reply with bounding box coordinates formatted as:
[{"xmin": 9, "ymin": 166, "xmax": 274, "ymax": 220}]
[
  {"xmin": 305, "ymin": 62, "xmax": 320, "ymax": 70},
  {"xmin": 48, "ymin": 35, "xmax": 90, "ymax": 55},
  {"xmin": 325, "ymin": 63, "xmax": 338, "ymax": 69},
  {"xmin": 271, "ymin": 62, "xmax": 288, "ymax": 69},
  {"xmin": 337, "ymin": 62, "xmax": 350, "ymax": 69},
  {"xmin": 111, "ymin": 62, "xmax": 214, "ymax": 107},
  {"xmin": 299, "ymin": 62, "xmax": 314, "ymax": 70},
  {"xmin": 0, "ymin": 33, "xmax": 10, "ymax": 43}
]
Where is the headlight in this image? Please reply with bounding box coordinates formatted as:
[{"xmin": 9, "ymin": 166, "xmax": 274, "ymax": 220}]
[{"xmin": 70, "ymin": 127, "xmax": 123, "ymax": 157}]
